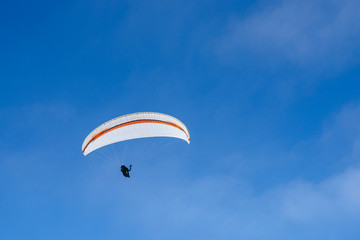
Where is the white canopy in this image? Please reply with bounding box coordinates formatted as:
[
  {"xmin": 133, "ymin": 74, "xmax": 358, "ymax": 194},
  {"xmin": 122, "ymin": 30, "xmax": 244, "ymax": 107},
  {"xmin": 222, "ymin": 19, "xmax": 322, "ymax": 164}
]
[{"xmin": 82, "ymin": 112, "xmax": 190, "ymax": 156}]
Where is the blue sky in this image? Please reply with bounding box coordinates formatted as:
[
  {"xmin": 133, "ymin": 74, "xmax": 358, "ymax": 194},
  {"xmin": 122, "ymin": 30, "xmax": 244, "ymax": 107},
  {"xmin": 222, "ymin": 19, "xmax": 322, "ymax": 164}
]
[{"xmin": 1, "ymin": 0, "xmax": 360, "ymax": 239}]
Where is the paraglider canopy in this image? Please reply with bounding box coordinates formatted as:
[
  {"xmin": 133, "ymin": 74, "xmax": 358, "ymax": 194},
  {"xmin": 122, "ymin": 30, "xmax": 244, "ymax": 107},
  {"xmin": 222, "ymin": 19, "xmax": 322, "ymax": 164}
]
[{"xmin": 82, "ymin": 112, "xmax": 190, "ymax": 156}]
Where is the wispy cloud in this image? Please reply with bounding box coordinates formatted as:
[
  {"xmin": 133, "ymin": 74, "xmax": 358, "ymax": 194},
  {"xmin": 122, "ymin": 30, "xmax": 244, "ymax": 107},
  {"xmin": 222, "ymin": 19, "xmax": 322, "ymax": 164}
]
[
  {"xmin": 89, "ymin": 164, "xmax": 360, "ymax": 239},
  {"xmin": 280, "ymin": 167, "xmax": 360, "ymax": 223},
  {"xmin": 292, "ymin": 102, "xmax": 360, "ymax": 174},
  {"xmin": 216, "ymin": 0, "xmax": 360, "ymax": 68}
]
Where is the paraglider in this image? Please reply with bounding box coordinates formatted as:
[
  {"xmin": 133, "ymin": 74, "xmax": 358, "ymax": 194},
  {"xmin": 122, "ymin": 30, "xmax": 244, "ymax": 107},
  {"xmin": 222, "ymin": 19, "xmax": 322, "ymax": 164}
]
[
  {"xmin": 120, "ymin": 164, "xmax": 132, "ymax": 178},
  {"xmin": 81, "ymin": 112, "xmax": 190, "ymax": 178}
]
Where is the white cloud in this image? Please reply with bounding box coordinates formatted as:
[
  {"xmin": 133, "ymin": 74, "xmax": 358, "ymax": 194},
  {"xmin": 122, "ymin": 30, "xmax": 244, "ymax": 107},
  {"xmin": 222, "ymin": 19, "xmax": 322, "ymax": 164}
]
[
  {"xmin": 217, "ymin": 0, "xmax": 360, "ymax": 67},
  {"xmin": 292, "ymin": 102, "xmax": 360, "ymax": 170},
  {"xmin": 280, "ymin": 167, "xmax": 360, "ymax": 223}
]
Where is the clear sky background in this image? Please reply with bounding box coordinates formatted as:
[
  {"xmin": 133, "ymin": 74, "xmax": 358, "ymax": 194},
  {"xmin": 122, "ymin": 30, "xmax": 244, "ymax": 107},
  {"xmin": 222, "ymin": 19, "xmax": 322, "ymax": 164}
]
[{"xmin": 1, "ymin": 0, "xmax": 360, "ymax": 239}]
